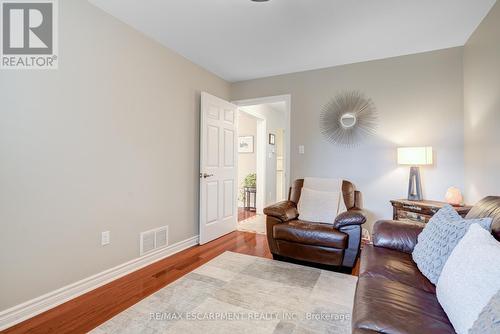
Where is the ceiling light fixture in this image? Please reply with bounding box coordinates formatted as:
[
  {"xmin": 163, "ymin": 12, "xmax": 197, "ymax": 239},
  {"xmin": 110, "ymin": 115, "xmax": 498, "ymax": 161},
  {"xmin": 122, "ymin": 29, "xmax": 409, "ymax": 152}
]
[{"xmin": 251, "ymin": 0, "xmax": 270, "ymax": 2}]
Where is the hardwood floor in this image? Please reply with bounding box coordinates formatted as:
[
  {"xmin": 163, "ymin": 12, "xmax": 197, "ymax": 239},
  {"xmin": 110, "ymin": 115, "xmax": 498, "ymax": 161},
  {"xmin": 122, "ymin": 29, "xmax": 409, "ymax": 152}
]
[
  {"xmin": 238, "ymin": 207, "xmax": 257, "ymax": 222},
  {"xmin": 3, "ymin": 232, "xmax": 271, "ymax": 334},
  {"xmin": 3, "ymin": 231, "xmax": 359, "ymax": 334}
]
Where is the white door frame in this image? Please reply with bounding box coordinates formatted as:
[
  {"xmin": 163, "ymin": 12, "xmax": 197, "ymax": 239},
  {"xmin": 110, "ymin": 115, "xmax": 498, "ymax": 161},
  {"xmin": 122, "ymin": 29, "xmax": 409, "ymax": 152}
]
[{"xmin": 232, "ymin": 95, "xmax": 291, "ymax": 210}]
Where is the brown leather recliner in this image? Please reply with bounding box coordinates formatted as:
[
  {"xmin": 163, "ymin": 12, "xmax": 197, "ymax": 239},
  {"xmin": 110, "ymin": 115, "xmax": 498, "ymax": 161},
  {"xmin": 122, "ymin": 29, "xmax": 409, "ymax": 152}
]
[
  {"xmin": 263, "ymin": 179, "xmax": 367, "ymax": 271},
  {"xmin": 352, "ymin": 196, "xmax": 500, "ymax": 334}
]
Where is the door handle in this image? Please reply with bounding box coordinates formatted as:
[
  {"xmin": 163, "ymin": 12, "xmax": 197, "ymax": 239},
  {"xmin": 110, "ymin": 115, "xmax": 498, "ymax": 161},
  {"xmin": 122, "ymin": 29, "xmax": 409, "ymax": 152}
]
[{"xmin": 201, "ymin": 173, "xmax": 214, "ymax": 179}]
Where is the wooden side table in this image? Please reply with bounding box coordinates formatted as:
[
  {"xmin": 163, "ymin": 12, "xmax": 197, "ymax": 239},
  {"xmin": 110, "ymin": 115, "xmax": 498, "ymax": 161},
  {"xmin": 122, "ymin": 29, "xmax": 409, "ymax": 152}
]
[{"xmin": 391, "ymin": 199, "xmax": 472, "ymax": 224}]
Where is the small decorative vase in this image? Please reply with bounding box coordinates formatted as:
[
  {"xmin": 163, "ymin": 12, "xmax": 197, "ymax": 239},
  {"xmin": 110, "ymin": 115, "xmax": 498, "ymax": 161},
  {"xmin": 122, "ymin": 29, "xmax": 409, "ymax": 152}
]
[{"xmin": 445, "ymin": 187, "xmax": 463, "ymax": 206}]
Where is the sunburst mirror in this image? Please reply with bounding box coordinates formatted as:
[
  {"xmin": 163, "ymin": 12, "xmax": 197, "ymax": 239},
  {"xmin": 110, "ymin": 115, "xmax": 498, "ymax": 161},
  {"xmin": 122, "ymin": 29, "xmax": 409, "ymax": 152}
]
[{"xmin": 320, "ymin": 91, "xmax": 378, "ymax": 147}]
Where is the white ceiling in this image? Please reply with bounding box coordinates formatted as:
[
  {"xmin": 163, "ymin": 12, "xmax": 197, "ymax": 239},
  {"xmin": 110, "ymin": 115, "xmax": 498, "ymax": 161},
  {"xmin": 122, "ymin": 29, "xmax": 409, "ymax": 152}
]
[
  {"xmin": 267, "ymin": 102, "xmax": 286, "ymax": 114},
  {"xmin": 89, "ymin": 0, "xmax": 496, "ymax": 82},
  {"xmin": 240, "ymin": 101, "xmax": 285, "ymax": 116}
]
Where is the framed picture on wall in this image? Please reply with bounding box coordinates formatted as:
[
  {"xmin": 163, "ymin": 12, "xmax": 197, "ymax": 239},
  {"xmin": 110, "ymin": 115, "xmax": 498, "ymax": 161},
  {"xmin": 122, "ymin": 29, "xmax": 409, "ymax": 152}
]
[
  {"xmin": 238, "ymin": 136, "xmax": 254, "ymax": 153},
  {"xmin": 269, "ymin": 133, "xmax": 276, "ymax": 145}
]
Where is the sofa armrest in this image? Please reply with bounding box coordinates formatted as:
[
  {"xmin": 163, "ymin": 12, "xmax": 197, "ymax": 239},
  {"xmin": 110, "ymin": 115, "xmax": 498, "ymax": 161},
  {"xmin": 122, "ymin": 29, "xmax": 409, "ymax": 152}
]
[
  {"xmin": 263, "ymin": 201, "xmax": 299, "ymax": 222},
  {"xmin": 333, "ymin": 209, "xmax": 367, "ymax": 229},
  {"xmin": 372, "ymin": 220, "xmax": 425, "ymax": 254}
]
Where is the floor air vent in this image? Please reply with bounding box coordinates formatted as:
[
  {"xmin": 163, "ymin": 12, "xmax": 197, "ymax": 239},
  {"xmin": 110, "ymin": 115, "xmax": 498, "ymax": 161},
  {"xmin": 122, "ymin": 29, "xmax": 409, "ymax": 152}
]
[{"xmin": 140, "ymin": 226, "xmax": 168, "ymax": 256}]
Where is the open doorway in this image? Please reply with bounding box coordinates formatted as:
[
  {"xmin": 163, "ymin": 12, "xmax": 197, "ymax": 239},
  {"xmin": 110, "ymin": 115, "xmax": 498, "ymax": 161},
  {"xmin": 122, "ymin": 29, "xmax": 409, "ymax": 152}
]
[
  {"xmin": 237, "ymin": 111, "xmax": 260, "ymax": 224},
  {"xmin": 233, "ymin": 95, "xmax": 291, "ymax": 234}
]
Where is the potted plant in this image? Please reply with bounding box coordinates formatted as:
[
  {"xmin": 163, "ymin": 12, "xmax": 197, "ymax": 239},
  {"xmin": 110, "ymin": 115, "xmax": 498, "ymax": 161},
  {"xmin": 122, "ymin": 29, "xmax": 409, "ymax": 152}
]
[
  {"xmin": 239, "ymin": 173, "xmax": 256, "ymax": 203},
  {"xmin": 243, "ymin": 173, "xmax": 256, "ymax": 189}
]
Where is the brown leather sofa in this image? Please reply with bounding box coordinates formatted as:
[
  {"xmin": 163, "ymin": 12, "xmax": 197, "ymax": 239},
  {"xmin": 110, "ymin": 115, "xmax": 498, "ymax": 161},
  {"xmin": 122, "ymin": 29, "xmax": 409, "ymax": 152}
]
[
  {"xmin": 352, "ymin": 196, "xmax": 500, "ymax": 334},
  {"xmin": 263, "ymin": 179, "xmax": 366, "ymax": 271}
]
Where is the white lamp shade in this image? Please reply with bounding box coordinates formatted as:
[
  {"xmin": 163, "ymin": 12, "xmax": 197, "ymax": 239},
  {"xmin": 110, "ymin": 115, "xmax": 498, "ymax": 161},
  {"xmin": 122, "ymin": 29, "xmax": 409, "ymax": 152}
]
[{"xmin": 397, "ymin": 147, "xmax": 433, "ymax": 166}]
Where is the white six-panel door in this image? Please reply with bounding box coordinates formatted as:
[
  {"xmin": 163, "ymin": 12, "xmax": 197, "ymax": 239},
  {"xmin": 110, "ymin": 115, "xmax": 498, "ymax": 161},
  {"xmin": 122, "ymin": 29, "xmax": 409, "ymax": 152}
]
[{"xmin": 199, "ymin": 92, "xmax": 238, "ymax": 244}]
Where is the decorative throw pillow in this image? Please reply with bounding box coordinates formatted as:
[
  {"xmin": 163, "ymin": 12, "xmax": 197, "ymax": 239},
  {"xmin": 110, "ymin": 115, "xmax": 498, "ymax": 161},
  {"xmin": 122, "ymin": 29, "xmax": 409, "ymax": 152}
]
[
  {"xmin": 412, "ymin": 205, "xmax": 492, "ymax": 284},
  {"xmin": 298, "ymin": 187, "xmax": 340, "ymax": 224},
  {"xmin": 436, "ymin": 224, "xmax": 500, "ymax": 334},
  {"xmin": 469, "ymin": 290, "xmax": 500, "ymax": 334}
]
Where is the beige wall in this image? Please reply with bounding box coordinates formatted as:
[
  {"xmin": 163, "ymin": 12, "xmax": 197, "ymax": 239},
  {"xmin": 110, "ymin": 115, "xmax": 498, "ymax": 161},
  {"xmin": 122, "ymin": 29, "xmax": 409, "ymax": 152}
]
[
  {"xmin": 0, "ymin": 0, "xmax": 229, "ymax": 310},
  {"xmin": 1, "ymin": 0, "xmax": 494, "ymax": 315},
  {"xmin": 231, "ymin": 48, "xmax": 465, "ymax": 229},
  {"xmin": 237, "ymin": 112, "xmax": 257, "ymax": 206},
  {"xmin": 464, "ymin": 1, "xmax": 500, "ymax": 203}
]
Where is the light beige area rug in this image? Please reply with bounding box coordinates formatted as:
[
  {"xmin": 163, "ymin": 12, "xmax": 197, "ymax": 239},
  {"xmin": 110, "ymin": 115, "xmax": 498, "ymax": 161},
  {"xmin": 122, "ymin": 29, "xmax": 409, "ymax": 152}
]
[
  {"xmin": 237, "ymin": 214, "xmax": 267, "ymax": 234},
  {"xmin": 90, "ymin": 252, "xmax": 357, "ymax": 334}
]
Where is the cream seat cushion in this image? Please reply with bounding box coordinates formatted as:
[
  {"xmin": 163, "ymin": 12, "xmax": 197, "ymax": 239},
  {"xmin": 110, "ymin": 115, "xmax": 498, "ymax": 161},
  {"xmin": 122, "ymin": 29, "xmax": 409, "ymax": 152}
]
[{"xmin": 297, "ymin": 178, "xmax": 345, "ymax": 224}]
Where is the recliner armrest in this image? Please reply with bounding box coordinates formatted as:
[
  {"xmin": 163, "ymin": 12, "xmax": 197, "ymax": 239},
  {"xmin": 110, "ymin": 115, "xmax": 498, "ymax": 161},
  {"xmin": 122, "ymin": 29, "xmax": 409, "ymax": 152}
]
[
  {"xmin": 372, "ymin": 220, "xmax": 425, "ymax": 254},
  {"xmin": 263, "ymin": 201, "xmax": 299, "ymax": 222},
  {"xmin": 333, "ymin": 209, "xmax": 367, "ymax": 228}
]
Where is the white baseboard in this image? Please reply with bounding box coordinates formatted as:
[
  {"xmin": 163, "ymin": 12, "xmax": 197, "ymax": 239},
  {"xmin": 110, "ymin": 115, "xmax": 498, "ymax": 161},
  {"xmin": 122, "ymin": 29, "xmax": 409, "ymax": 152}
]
[{"xmin": 0, "ymin": 235, "xmax": 199, "ymax": 331}]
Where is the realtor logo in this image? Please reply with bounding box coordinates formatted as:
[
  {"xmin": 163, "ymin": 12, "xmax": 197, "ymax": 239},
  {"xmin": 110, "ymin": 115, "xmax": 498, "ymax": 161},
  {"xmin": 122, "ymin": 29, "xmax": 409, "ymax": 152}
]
[{"xmin": 1, "ymin": 0, "xmax": 58, "ymax": 69}]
